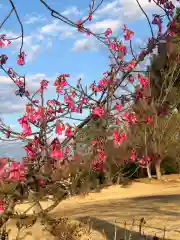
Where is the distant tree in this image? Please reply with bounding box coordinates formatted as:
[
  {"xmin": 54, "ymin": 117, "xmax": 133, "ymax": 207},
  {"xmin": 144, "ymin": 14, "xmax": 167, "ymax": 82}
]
[
  {"xmin": 149, "ymin": 7, "xmax": 180, "ymax": 111},
  {"xmin": 130, "ymin": 93, "xmax": 180, "ymax": 180}
]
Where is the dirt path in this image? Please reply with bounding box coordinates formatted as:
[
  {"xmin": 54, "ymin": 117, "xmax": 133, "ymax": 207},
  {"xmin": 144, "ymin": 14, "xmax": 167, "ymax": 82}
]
[
  {"xmin": 52, "ymin": 182, "xmax": 180, "ymax": 239},
  {"xmin": 6, "ymin": 181, "xmax": 180, "ymax": 239}
]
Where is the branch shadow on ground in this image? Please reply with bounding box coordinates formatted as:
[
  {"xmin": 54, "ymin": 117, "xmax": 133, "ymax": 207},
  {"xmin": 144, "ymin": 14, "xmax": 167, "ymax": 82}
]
[
  {"xmin": 52, "ymin": 193, "xmax": 180, "ymax": 239},
  {"xmin": 77, "ymin": 216, "xmax": 154, "ymax": 240}
]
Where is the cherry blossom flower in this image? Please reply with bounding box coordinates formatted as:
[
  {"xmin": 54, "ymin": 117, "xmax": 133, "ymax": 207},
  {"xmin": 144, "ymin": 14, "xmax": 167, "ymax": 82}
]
[
  {"xmin": 105, "ymin": 28, "xmax": 112, "ymax": 36},
  {"xmin": 92, "ymin": 106, "xmax": 105, "ymax": 117},
  {"xmin": 113, "ymin": 130, "xmax": 127, "ymax": 146},
  {"xmin": 0, "ymin": 200, "xmax": 4, "ymax": 214},
  {"xmin": 56, "ymin": 121, "xmax": 65, "ymax": 135},
  {"xmin": 0, "ymin": 37, "xmax": 11, "ymax": 48},
  {"xmin": 17, "ymin": 52, "xmax": 26, "ymax": 66}
]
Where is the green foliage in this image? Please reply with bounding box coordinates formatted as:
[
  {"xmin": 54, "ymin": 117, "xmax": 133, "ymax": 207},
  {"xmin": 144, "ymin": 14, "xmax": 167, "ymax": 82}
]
[
  {"xmin": 175, "ymin": 7, "xmax": 180, "ymax": 23},
  {"xmin": 149, "ymin": 8, "xmax": 180, "ymax": 106},
  {"xmin": 161, "ymin": 156, "xmax": 179, "ymax": 174},
  {"xmin": 75, "ymin": 118, "xmax": 109, "ymax": 153}
]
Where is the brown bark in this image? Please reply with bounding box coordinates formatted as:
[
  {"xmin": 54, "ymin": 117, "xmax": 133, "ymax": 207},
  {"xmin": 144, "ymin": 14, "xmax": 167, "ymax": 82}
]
[
  {"xmin": 146, "ymin": 164, "xmax": 152, "ymax": 180},
  {"xmin": 155, "ymin": 160, "xmax": 162, "ymax": 180}
]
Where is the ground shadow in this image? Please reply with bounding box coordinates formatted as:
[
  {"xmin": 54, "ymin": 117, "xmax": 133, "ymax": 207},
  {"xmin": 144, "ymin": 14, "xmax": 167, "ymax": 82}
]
[
  {"xmin": 129, "ymin": 194, "xmax": 180, "ymax": 217},
  {"xmin": 77, "ymin": 216, "xmax": 154, "ymax": 240},
  {"xmin": 52, "ymin": 192, "xmax": 180, "ymax": 239},
  {"xmin": 132, "ymin": 194, "xmax": 180, "ymax": 203}
]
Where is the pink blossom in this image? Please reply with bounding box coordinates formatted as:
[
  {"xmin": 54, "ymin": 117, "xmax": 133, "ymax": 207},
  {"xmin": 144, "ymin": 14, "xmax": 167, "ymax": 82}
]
[
  {"xmin": 39, "ymin": 179, "xmax": 45, "ymax": 185},
  {"xmin": 65, "ymin": 127, "xmax": 74, "ymax": 137},
  {"xmin": 122, "ymin": 25, "xmax": 134, "ymax": 40},
  {"xmin": 125, "ymin": 60, "xmax": 136, "ymax": 71},
  {"xmin": 115, "ymin": 103, "xmax": 122, "ymax": 112},
  {"xmin": 113, "ymin": 130, "xmax": 127, "ymax": 146},
  {"xmin": 50, "ymin": 146, "xmax": 63, "ymax": 161},
  {"xmin": 0, "ymin": 37, "xmax": 11, "ymax": 48},
  {"xmin": 64, "ymin": 96, "xmax": 75, "ymax": 110},
  {"xmin": 92, "ymin": 106, "xmax": 105, "ymax": 117},
  {"xmin": 139, "ymin": 156, "xmax": 151, "ymax": 166},
  {"xmin": 122, "ymin": 112, "xmax": 137, "ymax": 124},
  {"xmin": 0, "ymin": 200, "xmax": 4, "ymax": 214},
  {"xmin": 80, "ymin": 97, "xmax": 88, "ymax": 105},
  {"xmin": 105, "ymin": 28, "xmax": 112, "ymax": 36},
  {"xmin": 145, "ymin": 116, "xmax": 153, "ymax": 125},
  {"xmin": 65, "ymin": 147, "xmax": 71, "ymax": 153},
  {"xmin": 17, "ymin": 52, "xmax": 26, "ymax": 65},
  {"xmin": 18, "ymin": 116, "xmax": 32, "ymax": 136},
  {"xmin": 109, "ymin": 41, "xmax": 118, "ymax": 51},
  {"xmin": 56, "ymin": 121, "xmax": 65, "ymax": 135},
  {"xmin": 88, "ymin": 15, "xmax": 92, "ymax": 21},
  {"xmin": 24, "ymin": 143, "xmax": 35, "ymax": 159},
  {"xmin": 130, "ymin": 150, "xmax": 137, "ymax": 162},
  {"xmin": 119, "ymin": 44, "xmax": 127, "ymax": 58},
  {"xmin": 15, "ymin": 79, "xmax": 24, "ymax": 87},
  {"xmin": 152, "ymin": 15, "xmax": 162, "ymax": 35},
  {"xmin": 39, "ymin": 80, "xmax": 49, "ymax": 91},
  {"xmin": 76, "ymin": 20, "xmax": 84, "ymax": 32},
  {"xmin": 0, "ymin": 158, "xmax": 8, "ymax": 179},
  {"xmin": 8, "ymin": 162, "xmax": 25, "ymax": 181},
  {"xmin": 138, "ymin": 74, "xmax": 149, "ymax": 89},
  {"xmin": 54, "ymin": 74, "xmax": 68, "ymax": 93},
  {"xmin": 92, "ymin": 140, "xmax": 97, "ymax": 146}
]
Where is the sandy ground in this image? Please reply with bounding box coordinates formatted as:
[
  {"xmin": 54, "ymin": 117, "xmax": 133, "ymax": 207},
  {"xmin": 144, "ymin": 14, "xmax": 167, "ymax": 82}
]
[{"xmin": 5, "ymin": 177, "xmax": 180, "ymax": 240}]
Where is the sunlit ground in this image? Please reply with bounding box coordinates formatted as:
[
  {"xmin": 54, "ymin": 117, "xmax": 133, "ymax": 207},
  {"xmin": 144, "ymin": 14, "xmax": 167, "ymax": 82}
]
[{"xmin": 5, "ymin": 174, "xmax": 180, "ymax": 240}]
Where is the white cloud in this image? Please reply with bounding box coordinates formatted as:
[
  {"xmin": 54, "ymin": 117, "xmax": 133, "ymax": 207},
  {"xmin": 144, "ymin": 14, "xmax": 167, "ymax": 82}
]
[
  {"xmin": 0, "ymin": 30, "xmax": 38, "ymax": 49},
  {"xmin": 40, "ymin": 20, "xmax": 76, "ymax": 41},
  {"xmin": 1, "ymin": 27, "xmax": 51, "ymax": 62},
  {"xmin": 24, "ymin": 35, "xmax": 34, "ymax": 45},
  {"xmin": 36, "ymin": 34, "xmax": 44, "ymax": 41},
  {"xmin": 94, "ymin": 0, "xmax": 178, "ymax": 21},
  {"xmin": 24, "ymin": 14, "xmax": 46, "ymax": 24},
  {"xmin": 41, "ymin": 22, "xmax": 58, "ymax": 34},
  {"xmin": 0, "ymin": 73, "xmax": 48, "ymax": 91},
  {"xmin": 25, "ymin": 73, "xmax": 47, "ymax": 90},
  {"xmin": 0, "ymin": 88, "xmax": 26, "ymax": 115},
  {"xmin": 2, "ymin": 31, "xmax": 40, "ymax": 63},
  {"xmin": 39, "ymin": 10, "xmax": 121, "ymax": 52},
  {"xmin": 10, "ymin": 33, "xmax": 43, "ymax": 63},
  {"xmin": 88, "ymin": 19, "xmax": 121, "ymax": 32},
  {"xmin": 40, "ymin": 19, "xmax": 75, "ymax": 37},
  {"xmin": 0, "ymin": 30, "xmax": 19, "ymax": 39},
  {"xmin": 59, "ymin": 31, "xmax": 74, "ymax": 40},
  {"xmin": 14, "ymin": 35, "xmax": 35, "ymax": 48},
  {"xmin": 0, "ymin": 76, "xmax": 14, "ymax": 85},
  {"xmin": 26, "ymin": 44, "xmax": 41, "ymax": 63},
  {"xmin": 46, "ymin": 40, "xmax": 53, "ymax": 48},
  {"xmin": 25, "ymin": 73, "xmax": 56, "ymax": 92},
  {"xmin": 40, "ymin": 17, "xmax": 121, "ymax": 39},
  {"xmin": 72, "ymin": 38, "xmax": 100, "ymax": 52},
  {"xmin": 95, "ymin": 1, "xmax": 118, "ymax": 16},
  {"xmin": 9, "ymin": 34, "xmax": 40, "ymax": 63},
  {"xmin": 40, "ymin": 19, "xmax": 63, "ymax": 34},
  {"xmin": 68, "ymin": 73, "xmax": 85, "ymax": 82},
  {"xmin": 0, "ymin": 73, "xmax": 56, "ymax": 116},
  {"xmin": 0, "ymin": 141, "xmax": 25, "ymax": 160},
  {"xmin": 61, "ymin": 6, "xmax": 82, "ymax": 16},
  {"xmin": 0, "ymin": 102, "xmax": 25, "ymax": 115}
]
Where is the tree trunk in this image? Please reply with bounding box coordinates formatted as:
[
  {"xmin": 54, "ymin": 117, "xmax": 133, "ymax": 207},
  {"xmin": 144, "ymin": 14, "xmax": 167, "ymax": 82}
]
[
  {"xmin": 139, "ymin": 168, "xmax": 145, "ymax": 178},
  {"xmin": 155, "ymin": 160, "xmax": 162, "ymax": 180},
  {"xmin": 146, "ymin": 164, "xmax": 152, "ymax": 180}
]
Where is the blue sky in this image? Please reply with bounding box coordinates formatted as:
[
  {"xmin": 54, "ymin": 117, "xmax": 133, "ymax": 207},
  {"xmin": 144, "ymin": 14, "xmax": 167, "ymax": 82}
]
[{"xmin": 0, "ymin": 0, "xmax": 178, "ymax": 159}]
